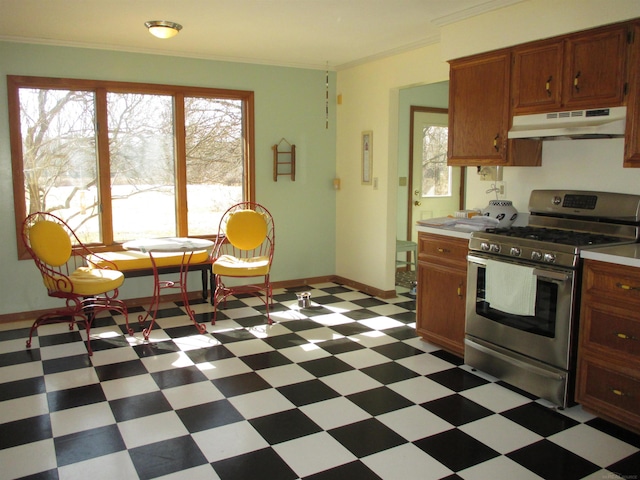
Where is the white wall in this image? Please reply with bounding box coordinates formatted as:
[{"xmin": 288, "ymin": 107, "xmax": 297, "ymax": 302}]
[{"xmin": 336, "ymin": 0, "xmax": 640, "ymax": 294}]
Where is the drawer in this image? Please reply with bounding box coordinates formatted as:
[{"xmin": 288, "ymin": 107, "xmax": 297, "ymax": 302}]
[
  {"xmin": 583, "ymin": 260, "xmax": 640, "ymax": 304},
  {"xmin": 582, "ymin": 302, "xmax": 640, "ymax": 359},
  {"xmin": 578, "ymin": 358, "xmax": 640, "ymax": 417},
  {"xmin": 418, "ymin": 233, "xmax": 468, "ymax": 267}
]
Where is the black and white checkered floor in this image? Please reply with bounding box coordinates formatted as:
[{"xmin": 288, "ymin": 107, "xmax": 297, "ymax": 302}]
[{"xmin": 1, "ymin": 282, "xmax": 639, "ymax": 480}]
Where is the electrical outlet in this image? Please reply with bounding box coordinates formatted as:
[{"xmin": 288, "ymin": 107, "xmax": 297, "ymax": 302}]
[{"xmin": 496, "ymin": 181, "xmax": 506, "ymax": 198}]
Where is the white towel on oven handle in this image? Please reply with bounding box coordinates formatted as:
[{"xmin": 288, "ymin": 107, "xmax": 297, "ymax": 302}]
[{"xmin": 485, "ymin": 259, "xmax": 537, "ymax": 316}]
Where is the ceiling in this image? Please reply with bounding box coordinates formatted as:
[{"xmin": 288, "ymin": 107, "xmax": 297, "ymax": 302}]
[{"xmin": 0, "ymin": 0, "xmax": 523, "ymax": 70}]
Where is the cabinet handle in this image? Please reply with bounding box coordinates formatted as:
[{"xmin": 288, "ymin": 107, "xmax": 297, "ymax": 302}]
[
  {"xmin": 616, "ymin": 282, "xmax": 640, "ymax": 291},
  {"xmin": 611, "ymin": 388, "xmax": 630, "ymax": 397},
  {"xmin": 573, "ymin": 71, "xmax": 581, "ymax": 92},
  {"xmin": 437, "ymin": 247, "xmax": 450, "ymax": 254},
  {"xmin": 545, "ymin": 76, "xmax": 552, "ymax": 96},
  {"xmin": 457, "ymin": 283, "xmax": 463, "ymax": 298},
  {"xmin": 493, "ymin": 134, "xmax": 500, "ymax": 152},
  {"xmin": 614, "ymin": 332, "xmax": 637, "ymax": 340}
]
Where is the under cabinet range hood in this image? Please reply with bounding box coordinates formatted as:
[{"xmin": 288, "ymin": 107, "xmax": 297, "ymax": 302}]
[{"xmin": 508, "ymin": 106, "xmax": 626, "ymax": 140}]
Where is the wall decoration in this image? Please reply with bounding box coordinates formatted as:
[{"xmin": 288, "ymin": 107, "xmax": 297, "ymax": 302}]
[
  {"xmin": 273, "ymin": 138, "xmax": 295, "ymax": 181},
  {"xmin": 361, "ymin": 130, "xmax": 372, "ymax": 185}
]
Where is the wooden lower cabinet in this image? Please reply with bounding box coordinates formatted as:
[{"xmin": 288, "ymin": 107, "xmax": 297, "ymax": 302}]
[
  {"xmin": 416, "ymin": 232, "xmax": 467, "ymax": 357},
  {"xmin": 576, "ymin": 259, "xmax": 640, "ymax": 434}
]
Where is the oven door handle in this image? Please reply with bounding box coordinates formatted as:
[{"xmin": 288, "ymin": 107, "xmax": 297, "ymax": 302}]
[
  {"xmin": 468, "ymin": 254, "xmax": 571, "ymax": 283},
  {"xmin": 532, "ymin": 269, "xmax": 571, "ymax": 282}
]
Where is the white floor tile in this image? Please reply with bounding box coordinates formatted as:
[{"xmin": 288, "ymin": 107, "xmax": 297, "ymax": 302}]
[
  {"xmin": 300, "ymin": 397, "xmax": 371, "ymax": 430},
  {"xmin": 458, "ymin": 455, "xmax": 544, "ymax": 480},
  {"xmin": 118, "ymin": 411, "xmax": 189, "ymax": 449},
  {"xmin": 162, "ymin": 381, "xmax": 226, "ymax": 410},
  {"xmin": 228, "ymin": 388, "xmax": 296, "ymax": 419},
  {"xmin": 396, "ymin": 353, "xmax": 455, "ymax": 376},
  {"xmin": 196, "ymin": 357, "xmax": 253, "ymax": 380},
  {"xmin": 0, "ymin": 439, "xmax": 57, "ymax": 479},
  {"xmin": 50, "ymin": 401, "xmax": 116, "ymax": 437},
  {"xmin": 141, "ymin": 351, "xmax": 196, "ymax": 372},
  {"xmin": 335, "ymin": 348, "xmax": 390, "ymax": 369},
  {"xmin": 223, "ymin": 338, "xmax": 274, "ymax": 357},
  {"xmin": 549, "ymin": 424, "xmax": 640, "ymax": 467},
  {"xmin": 377, "ymin": 405, "xmax": 453, "ymax": 441},
  {"xmin": 459, "ymin": 383, "xmax": 533, "ymax": 413},
  {"xmin": 0, "ymin": 393, "xmax": 48, "ymax": 423},
  {"xmin": 58, "ymin": 450, "xmax": 138, "ymax": 480},
  {"xmin": 362, "ymin": 443, "xmax": 453, "ymax": 480},
  {"xmin": 256, "ymin": 363, "xmax": 316, "ymax": 388},
  {"xmin": 192, "ymin": 421, "xmax": 269, "ymax": 462},
  {"xmin": 387, "ymin": 376, "xmax": 455, "ymax": 404},
  {"xmin": 278, "ymin": 343, "xmax": 331, "ymax": 363},
  {"xmin": 273, "ymin": 431, "xmax": 357, "ymax": 478},
  {"xmin": 320, "ymin": 370, "xmax": 382, "ymax": 396},
  {"xmin": 100, "ymin": 373, "xmax": 160, "ymax": 401},
  {"xmin": 459, "ymin": 414, "xmax": 542, "ymax": 454},
  {"xmin": 44, "ymin": 367, "xmax": 99, "ymax": 392}
]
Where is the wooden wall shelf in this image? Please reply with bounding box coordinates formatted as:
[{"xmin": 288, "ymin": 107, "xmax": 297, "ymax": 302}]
[{"xmin": 273, "ymin": 138, "xmax": 296, "ymax": 181}]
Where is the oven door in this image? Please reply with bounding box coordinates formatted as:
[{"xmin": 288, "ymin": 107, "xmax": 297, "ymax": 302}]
[{"xmin": 466, "ymin": 253, "xmax": 577, "ymax": 370}]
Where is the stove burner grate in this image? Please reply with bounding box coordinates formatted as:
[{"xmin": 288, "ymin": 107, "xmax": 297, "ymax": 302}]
[{"xmin": 484, "ymin": 226, "xmax": 623, "ymax": 247}]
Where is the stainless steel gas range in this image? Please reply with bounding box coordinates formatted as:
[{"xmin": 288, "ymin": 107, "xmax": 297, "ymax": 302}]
[{"xmin": 465, "ymin": 190, "xmax": 640, "ymax": 408}]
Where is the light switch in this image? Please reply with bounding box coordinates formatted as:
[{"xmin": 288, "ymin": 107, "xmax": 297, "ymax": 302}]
[{"xmin": 399, "ymin": 177, "xmax": 407, "ymax": 186}]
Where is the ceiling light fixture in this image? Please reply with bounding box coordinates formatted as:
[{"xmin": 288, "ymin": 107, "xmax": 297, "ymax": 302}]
[{"xmin": 144, "ymin": 20, "xmax": 182, "ymax": 39}]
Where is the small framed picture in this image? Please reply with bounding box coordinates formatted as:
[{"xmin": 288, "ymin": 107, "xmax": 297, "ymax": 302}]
[{"xmin": 361, "ymin": 130, "xmax": 372, "ymax": 185}]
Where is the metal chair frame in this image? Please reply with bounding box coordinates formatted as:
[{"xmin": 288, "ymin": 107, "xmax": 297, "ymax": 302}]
[
  {"xmin": 21, "ymin": 212, "xmax": 129, "ymax": 355},
  {"xmin": 211, "ymin": 202, "xmax": 275, "ymax": 324}
]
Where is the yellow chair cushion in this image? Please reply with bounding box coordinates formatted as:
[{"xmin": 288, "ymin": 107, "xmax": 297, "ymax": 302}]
[
  {"xmin": 213, "ymin": 254, "xmax": 270, "ymax": 277},
  {"xmin": 225, "ymin": 210, "xmax": 267, "ymax": 250},
  {"xmin": 30, "ymin": 220, "xmax": 72, "ymax": 267},
  {"xmin": 90, "ymin": 250, "xmax": 210, "ymax": 271},
  {"xmin": 45, "ymin": 267, "xmax": 124, "ymax": 296}
]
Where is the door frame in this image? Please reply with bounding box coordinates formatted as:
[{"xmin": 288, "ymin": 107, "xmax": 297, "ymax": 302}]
[{"xmin": 406, "ymin": 105, "xmax": 465, "ymax": 241}]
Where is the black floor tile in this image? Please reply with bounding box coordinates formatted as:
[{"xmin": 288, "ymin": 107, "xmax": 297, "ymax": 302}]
[
  {"xmin": 299, "ymin": 356, "xmax": 354, "ymax": 377},
  {"xmin": 277, "ymin": 379, "xmax": 341, "ymax": 407},
  {"xmin": 212, "ymin": 447, "xmax": 298, "ymax": 480},
  {"xmin": 346, "ymin": 386, "xmax": 414, "ymax": 416},
  {"xmin": 340, "ymin": 309, "xmax": 380, "ymax": 321},
  {"xmin": 54, "ymin": 424, "xmax": 126, "ymax": 467},
  {"xmin": 501, "ymin": 403, "xmax": 579, "ymax": 437},
  {"xmin": 421, "ymin": 394, "xmax": 493, "ymax": 426},
  {"xmin": 128, "ymin": 435, "xmax": 209, "ymax": 480},
  {"xmin": 328, "ymin": 321, "xmax": 374, "ymax": 335},
  {"xmin": 250, "ymin": 408, "xmax": 322, "ymax": 444},
  {"xmin": 371, "ymin": 342, "xmax": 425, "ymax": 360},
  {"xmin": 607, "ymin": 450, "xmax": 640, "ymax": 479},
  {"xmin": 184, "ymin": 344, "xmax": 236, "ymax": 363},
  {"xmin": 261, "ymin": 332, "xmax": 309, "ymax": 349},
  {"xmin": 94, "ymin": 359, "xmax": 148, "ymax": 382},
  {"xmin": 176, "ymin": 399, "xmax": 245, "ymax": 433},
  {"xmin": 507, "ymin": 439, "xmax": 600, "ymax": 480},
  {"xmin": 47, "ymin": 383, "xmax": 106, "ymax": 412},
  {"xmin": 328, "ymin": 418, "xmax": 406, "ymax": 457},
  {"xmin": 303, "ymin": 460, "xmax": 383, "ymax": 480},
  {"xmin": 109, "ymin": 390, "xmax": 173, "ymax": 422},
  {"xmin": 239, "ymin": 350, "xmax": 293, "ymax": 370},
  {"xmin": 414, "ymin": 428, "xmax": 499, "ymax": 472},
  {"xmin": 427, "ymin": 367, "xmax": 488, "ymax": 391},
  {"xmin": 212, "ymin": 372, "xmax": 272, "ymax": 397},
  {"xmin": 360, "ymin": 362, "xmax": 419, "ymax": 384},
  {"xmin": 0, "ymin": 414, "xmax": 51, "ymax": 449},
  {"xmin": 150, "ymin": 365, "xmax": 209, "ymax": 389},
  {"xmin": 132, "ymin": 339, "xmax": 181, "ymax": 358},
  {"xmin": 280, "ymin": 319, "xmax": 323, "ymax": 332},
  {"xmin": 0, "ymin": 348, "xmax": 41, "ymax": 367},
  {"xmin": 318, "ymin": 336, "xmax": 366, "ymax": 355},
  {"xmin": 0, "ymin": 376, "xmax": 45, "ymax": 401}
]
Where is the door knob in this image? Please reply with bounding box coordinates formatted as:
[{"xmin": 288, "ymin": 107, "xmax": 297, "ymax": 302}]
[{"xmin": 414, "ymin": 200, "xmax": 422, "ymax": 206}]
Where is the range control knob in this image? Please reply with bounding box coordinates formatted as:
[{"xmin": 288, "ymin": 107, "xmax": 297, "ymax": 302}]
[
  {"xmin": 531, "ymin": 250, "xmax": 542, "ymax": 261},
  {"xmin": 480, "ymin": 242, "xmax": 490, "ymax": 251},
  {"xmin": 510, "ymin": 247, "xmax": 521, "ymax": 257},
  {"xmin": 544, "ymin": 253, "xmax": 557, "ymax": 263},
  {"xmin": 490, "ymin": 244, "xmax": 501, "ymax": 253}
]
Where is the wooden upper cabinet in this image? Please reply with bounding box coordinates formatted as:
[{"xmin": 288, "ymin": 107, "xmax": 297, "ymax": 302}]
[
  {"xmin": 512, "ymin": 40, "xmax": 564, "ymax": 114},
  {"xmin": 624, "ymin": 21, "xmax": 640, "ymax": 167},
  {"xmin": 448, "ymin": 50, "xmax": 510, "ymax": 165},
  {"xmin": 562, "ymin": 25, "xmax": 629, "ymax": 109},
  {"xmin": 512, "ymin": 24, "xmax": 628, "ymax": 114}
]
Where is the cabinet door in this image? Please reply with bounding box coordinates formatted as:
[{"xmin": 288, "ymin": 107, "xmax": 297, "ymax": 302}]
[
  {"xmin": 562, "ymin": 25, "xmax": 628, "ymax": 109},
  {"xmin": 416, "ymin": 261, "xmax": 466, "ymax": 356},
  {"xmin": 448, "ymin": 51, "xmax": 510, "ymax": 165},
  {"xmin": 512, "ymin": 40, "xmax": 563, "ymax": 114},
  {"xmin": 625, "ymin": 22, "xmax": 640, "ymax": 167}
]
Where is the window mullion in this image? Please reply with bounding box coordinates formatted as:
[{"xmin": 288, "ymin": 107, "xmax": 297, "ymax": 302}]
[
  {"xmin": 174, "ymin": 93, "xmax": 188, "ymax": 236},
  {"xmin": 95, "ymin": 88, "xmax": 114, "ymax": 245}
]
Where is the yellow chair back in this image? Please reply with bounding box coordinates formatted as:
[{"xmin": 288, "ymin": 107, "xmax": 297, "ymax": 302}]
[
  {"xmin": 29, "ymin": 220, "xmax": 72, "ymax": 267},
  {"xmin": 225, "ymin": 210, "xmax": 267, "ymax": 250}
]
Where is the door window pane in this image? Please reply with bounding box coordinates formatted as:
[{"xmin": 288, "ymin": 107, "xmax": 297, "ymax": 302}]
[
  {"xmin": 108, "ymin": 93, "xmax": 176, "ymax": 242},
  {"xmin": 422, "ymin": 126, "xmax": 451, "ymax": 197},
  {"xmin": 18, "ymin": 87, "xmax": 100, "ymax": 243},
  {"xmin": 185, "ymin": 97, "xmax": 244, "ymax": 235}
]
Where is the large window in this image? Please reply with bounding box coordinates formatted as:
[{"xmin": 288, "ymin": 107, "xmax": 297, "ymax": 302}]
[
  {"xmin": 9, "ymin": 76, "xmax": 254, "ymax": 258},
  {"xmin": 421, "ymin": 125, "xmax": 451, "ymax": 197}
]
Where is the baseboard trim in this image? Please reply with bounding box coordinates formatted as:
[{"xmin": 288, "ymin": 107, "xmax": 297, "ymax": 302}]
[{"xmin": 0, "ymin": 275, "xmax": 397, "ymax": 325}]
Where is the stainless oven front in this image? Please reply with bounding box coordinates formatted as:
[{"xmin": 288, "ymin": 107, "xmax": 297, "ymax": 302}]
[{"xmin": 465, "ymin": 253, "xmax": 579, "ymax": 407}]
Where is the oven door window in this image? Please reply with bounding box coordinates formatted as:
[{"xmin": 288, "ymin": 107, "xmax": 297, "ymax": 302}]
[{"xmin": 475, "ymin": 266, "xmax": 558, "ymax": 338}]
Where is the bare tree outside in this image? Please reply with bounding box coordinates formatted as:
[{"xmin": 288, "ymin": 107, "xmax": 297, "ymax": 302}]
[
  {"xmin": 17, "ymin": 86, "xmax": 245, "ymax": 244},
  {"xmin": 422, "ymin": 125, "xmax": 451, "ymax": 197}
]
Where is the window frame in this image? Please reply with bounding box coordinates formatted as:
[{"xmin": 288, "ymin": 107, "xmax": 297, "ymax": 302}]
[{"xmin": 8, "ymin": 75, "xmax": 255, "ymax": 259}]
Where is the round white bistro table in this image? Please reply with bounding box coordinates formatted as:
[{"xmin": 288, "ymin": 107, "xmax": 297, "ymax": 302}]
[{"xmin": 122, "ymin": 237, "xmax": 214, "ymax": 339}]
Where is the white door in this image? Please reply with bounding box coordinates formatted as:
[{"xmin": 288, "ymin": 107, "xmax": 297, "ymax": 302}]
[{"xmin": 410, "ymin": 109, "xmax": 462, "ymax": 244}]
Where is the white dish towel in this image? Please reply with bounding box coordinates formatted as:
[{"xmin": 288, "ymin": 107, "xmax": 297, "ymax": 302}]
[{"xmin": 485, "ymin": 259, "xmax": 537, "ymax": 316}]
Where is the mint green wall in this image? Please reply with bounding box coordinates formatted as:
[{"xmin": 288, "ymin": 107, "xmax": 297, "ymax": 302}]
[
  {"xmin": 0, "ymin": 41, "xmax": 336, "ymax": 316},
  {"xmin": 396, "ymin": 81, "xmax": 449, "ymax": 241}
]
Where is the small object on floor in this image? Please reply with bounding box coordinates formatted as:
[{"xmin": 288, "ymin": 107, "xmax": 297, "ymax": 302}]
[
  {"xmin": 296, "ymin": 291, "xmax": 311, "ymax": 308},
  {"xmin": 410, "ymin": 281, "xmax": 417, "ymax": 296}
]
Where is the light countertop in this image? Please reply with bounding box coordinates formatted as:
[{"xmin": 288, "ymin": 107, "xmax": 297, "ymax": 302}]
[
  {"xmin": 416, "ymin": 224, "xmax": 473, "ymax": 240},
  {"xmin": 581, "ymin": 243, "xmax": 640, "ymax": 268}
]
